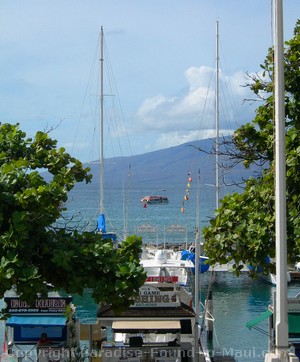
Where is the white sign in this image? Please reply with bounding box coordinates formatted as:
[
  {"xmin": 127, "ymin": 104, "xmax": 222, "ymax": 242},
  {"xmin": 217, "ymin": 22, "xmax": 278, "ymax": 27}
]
[
  {"xmin": 133, "ymin": 285, "xmax": 179, "ymax": 308},
  {"xmin": 146, "ymin": 276, "xmax": 178, "ymax": 283}
]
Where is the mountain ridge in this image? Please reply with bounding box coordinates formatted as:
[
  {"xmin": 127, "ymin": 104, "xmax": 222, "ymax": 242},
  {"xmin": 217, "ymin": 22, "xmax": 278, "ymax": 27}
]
[{"xmin": 83, "ymin": 137, "xmax": 254, "ymax": 190}]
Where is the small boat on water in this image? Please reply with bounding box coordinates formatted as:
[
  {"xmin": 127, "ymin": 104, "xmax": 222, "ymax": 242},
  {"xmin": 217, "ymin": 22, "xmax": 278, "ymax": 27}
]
[
  {"xmin": 140, "ymin": 248, "xmax": 195, "ymax": 286},
  {"xmin": 141, "ymin": 196, "xmax": 169, "ymax": 204}
]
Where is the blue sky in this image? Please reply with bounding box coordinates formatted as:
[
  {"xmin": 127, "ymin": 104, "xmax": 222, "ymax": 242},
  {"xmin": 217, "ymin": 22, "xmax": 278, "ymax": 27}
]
[{"xmin": 0, "ymin": 1, "xmax": 299, "ymax": 162}]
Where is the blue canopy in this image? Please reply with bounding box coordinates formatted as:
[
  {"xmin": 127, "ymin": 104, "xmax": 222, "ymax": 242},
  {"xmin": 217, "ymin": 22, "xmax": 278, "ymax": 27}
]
[
  {"xmin": 97, "ymin": 214, "xmax": 106, "ymax": 233},
  {"xmin": 6, "ymin": 316, "xmax": 66, "ymax": 327},
  {"xmin": 181, "ymin": 250, "xmax": 210, "ymax": 274},
  {"xmin": 97, "ymin": 214, "xmax": 117, "ymax": 241}
]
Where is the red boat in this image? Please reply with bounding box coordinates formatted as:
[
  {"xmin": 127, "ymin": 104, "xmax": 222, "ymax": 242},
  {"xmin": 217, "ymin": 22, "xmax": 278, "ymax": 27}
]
[{"xmin": 141, "ymin": 195, "xmax": 169, "ymax": 204}]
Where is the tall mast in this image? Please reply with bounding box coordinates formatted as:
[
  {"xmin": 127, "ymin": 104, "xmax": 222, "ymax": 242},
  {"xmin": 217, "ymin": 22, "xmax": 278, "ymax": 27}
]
[
  {"xmin": 274, "ymin": 0, "xmax": 289, "ymax": 357},
  {"xmin": 123, "ymin": 165, "xmax": 131, "ymax": 240},
  {"xmin": 194, "ymin": 170, "xmax": 200, "ymax": 362},
  {"xmin": 99, "ymin": 26, "xmax": 104, "ymax": 215},
  {"xmin": 215, "ymin": 20, "xmax": 220, "ymax": 210}
]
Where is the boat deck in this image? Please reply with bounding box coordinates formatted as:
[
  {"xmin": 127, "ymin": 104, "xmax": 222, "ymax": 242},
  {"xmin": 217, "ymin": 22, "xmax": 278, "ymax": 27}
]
[{"xmin": 143, "ymin": 244, "xmax": 300, "ymax": 279}]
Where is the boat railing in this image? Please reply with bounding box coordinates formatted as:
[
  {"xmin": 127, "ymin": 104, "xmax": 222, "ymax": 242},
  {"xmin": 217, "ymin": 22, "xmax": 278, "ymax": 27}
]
[{"xmin": 163, "ymin": 224, "xmax": 188, "ymax": 249}]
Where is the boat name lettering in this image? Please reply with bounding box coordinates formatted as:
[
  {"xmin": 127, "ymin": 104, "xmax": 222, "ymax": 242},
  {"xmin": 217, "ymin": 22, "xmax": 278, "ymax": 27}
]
[
  {"xmin": 146, "ymin": 276, "xmax": 178, "ymax": 282},
  {"xmin": 139, "ymin": 285, "xmax": 160, "ymax": 295},
  {"xmin": 136, "ymin": 295, "xmax": 170, "ymax": 303},
  {"xmin": 140, "ymin": 289, "xmax": 159, "ymax": 296}
]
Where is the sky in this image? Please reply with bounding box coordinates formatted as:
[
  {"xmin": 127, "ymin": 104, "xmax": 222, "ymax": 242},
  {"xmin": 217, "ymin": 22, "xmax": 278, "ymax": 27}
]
[{"xmin": 0, "ymin": 0, "xmax": 299, "ymax": 163}]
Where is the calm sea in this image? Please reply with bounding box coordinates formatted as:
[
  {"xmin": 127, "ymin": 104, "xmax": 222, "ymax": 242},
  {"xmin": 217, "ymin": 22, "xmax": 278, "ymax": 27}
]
[{"xmin": 1, "ymin": 183, "xmax": 299, "ymax": 362}]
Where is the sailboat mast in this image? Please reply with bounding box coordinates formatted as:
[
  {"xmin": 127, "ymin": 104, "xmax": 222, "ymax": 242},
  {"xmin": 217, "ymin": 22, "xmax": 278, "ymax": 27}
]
[
  {"xmin": 194, "ymin": 170, "xmax": 200, "ymax": 362},
  {"xmin": 215, "ymin": 20, "xmax": 220, "ymax": 210},
  {"xmin": 100, "ymin": 26, "xmax": 104, "ymax": 215}
]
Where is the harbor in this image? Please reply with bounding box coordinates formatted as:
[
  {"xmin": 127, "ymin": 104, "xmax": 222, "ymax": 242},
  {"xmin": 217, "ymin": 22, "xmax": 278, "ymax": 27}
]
[
  {"xmin": 0, "ymin": 1, "xmax": 299, "ymax": 362},
  {"xmin": 1, "ymin": 270, "xmax": 299, "ymax": 362}
]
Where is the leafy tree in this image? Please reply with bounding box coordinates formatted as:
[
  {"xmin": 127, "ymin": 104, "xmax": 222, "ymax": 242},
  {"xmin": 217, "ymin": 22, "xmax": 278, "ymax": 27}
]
[
  {"xmin": 0, "ymin": 123, "xmax": 146, "ymax": 310},
  {"xmin": 203, "ymin": 20, "xmax": 300, "ymax": 276}
]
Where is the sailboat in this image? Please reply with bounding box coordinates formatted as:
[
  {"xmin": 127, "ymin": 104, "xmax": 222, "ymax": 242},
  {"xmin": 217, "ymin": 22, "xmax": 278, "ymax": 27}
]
[
  {"xmin": 98, "ymin": 234, "xmax": 213, "ymax": 362},
  {"xmin": 180, "ymin": 21, "xmax": 225, "ymax": 276},
  {"xmin": 96, "ymin": 27, "xmax": 117, "ymax": 243}
]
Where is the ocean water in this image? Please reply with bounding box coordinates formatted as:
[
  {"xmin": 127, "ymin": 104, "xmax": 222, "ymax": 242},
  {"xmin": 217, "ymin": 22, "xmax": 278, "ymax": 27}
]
[
  {"xmin": 63, "ymin": 181, "xmax": 225, "ymax": 244},
  {"xmin": 1, "ymin": 183, "xmax": 299, "ymax": 362}
]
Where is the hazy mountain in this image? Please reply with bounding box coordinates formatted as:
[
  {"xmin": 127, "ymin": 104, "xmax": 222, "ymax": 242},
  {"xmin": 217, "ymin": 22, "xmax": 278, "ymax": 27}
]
[{"xmin": 83, "ymin": 138, "xmax": 256, "ymax": 190}]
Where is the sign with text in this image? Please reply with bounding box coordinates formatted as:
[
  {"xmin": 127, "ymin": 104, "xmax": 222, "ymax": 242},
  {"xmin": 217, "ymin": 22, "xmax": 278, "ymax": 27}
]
[
  {"xmin": 133, "ymin": 285, "xmax": 179, "ymax": 308},
  {"xmin": 288, "ymin": 293, "xmax": 300, "ymax": 312},
  {"xmin": 146, "ymin": 276, "xmax": 178, "ymax": 283},
  {"xmin": 4, "ymin": 297, "xmax": 72, "ymax": 314}
]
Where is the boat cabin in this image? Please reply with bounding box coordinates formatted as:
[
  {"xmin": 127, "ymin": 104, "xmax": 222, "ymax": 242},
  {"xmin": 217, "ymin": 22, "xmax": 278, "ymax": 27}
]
[
  {"xmin": 141, "ymin": 196, "xmax": 169, "ymax": 205},
  {"xmin": 97, "ymin": 279, "xmax": 203, "ymax": 362},
  {"xmin": 140, "ymin": 249, "xmax": 195, "ymax": 287}
]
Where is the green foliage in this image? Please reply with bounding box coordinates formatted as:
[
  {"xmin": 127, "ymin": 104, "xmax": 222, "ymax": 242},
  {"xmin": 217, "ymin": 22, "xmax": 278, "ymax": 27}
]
[
  {"xmin": 0, "ymin": 123, "xmax": 146, "ymax": 309},
  {"xmin": 203, "ymin": 20, "xmax": 300, "ymax": 276}
]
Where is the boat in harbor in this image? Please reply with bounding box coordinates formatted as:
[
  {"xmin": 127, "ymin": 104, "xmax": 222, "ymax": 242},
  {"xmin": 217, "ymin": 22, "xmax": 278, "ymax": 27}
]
[
  {"xmin": 137, "ymin": 222, "xmax": 210, "ymax": 276},
  {"xmin": 97, "ymin": 226, "xmax": 238, "ymax": 361},
  {"xmin": 96, "ymin": 211, "xmax": 239, "ymax": 362},
  {"xmin": 141, "ymin": 195, "xmax": 169, "ymax": 204},
  {"xmin": 96, "ymin": 27, "xmax": 118, "ymax": 243},
  {"xmin": 140, "ymin": 248, "xmax": 195, "ymax": 286},
  {"xmin": 98, "ymin": 255, "xmax": 212, "ymax": 362}
]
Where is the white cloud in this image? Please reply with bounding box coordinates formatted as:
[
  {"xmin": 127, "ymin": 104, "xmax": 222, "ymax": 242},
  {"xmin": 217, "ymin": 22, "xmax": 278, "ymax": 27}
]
[
  {"xmin": 1, "ymin": 0, "xmax": 298, "ymax": 161},
  {"xmin": 154, "ymin": 128, "xmax": 235, "ymax": 151},
  {"xmin": 135, "ymin": 65, "xmax": 255, "ymax": 142},
  {"xmin": 136, "ymin": 95, "xmax": 177, "ymax": 129},
  {"xmin": 185, "ymin": 65, "xmax": 214, "ymax": 90}
]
